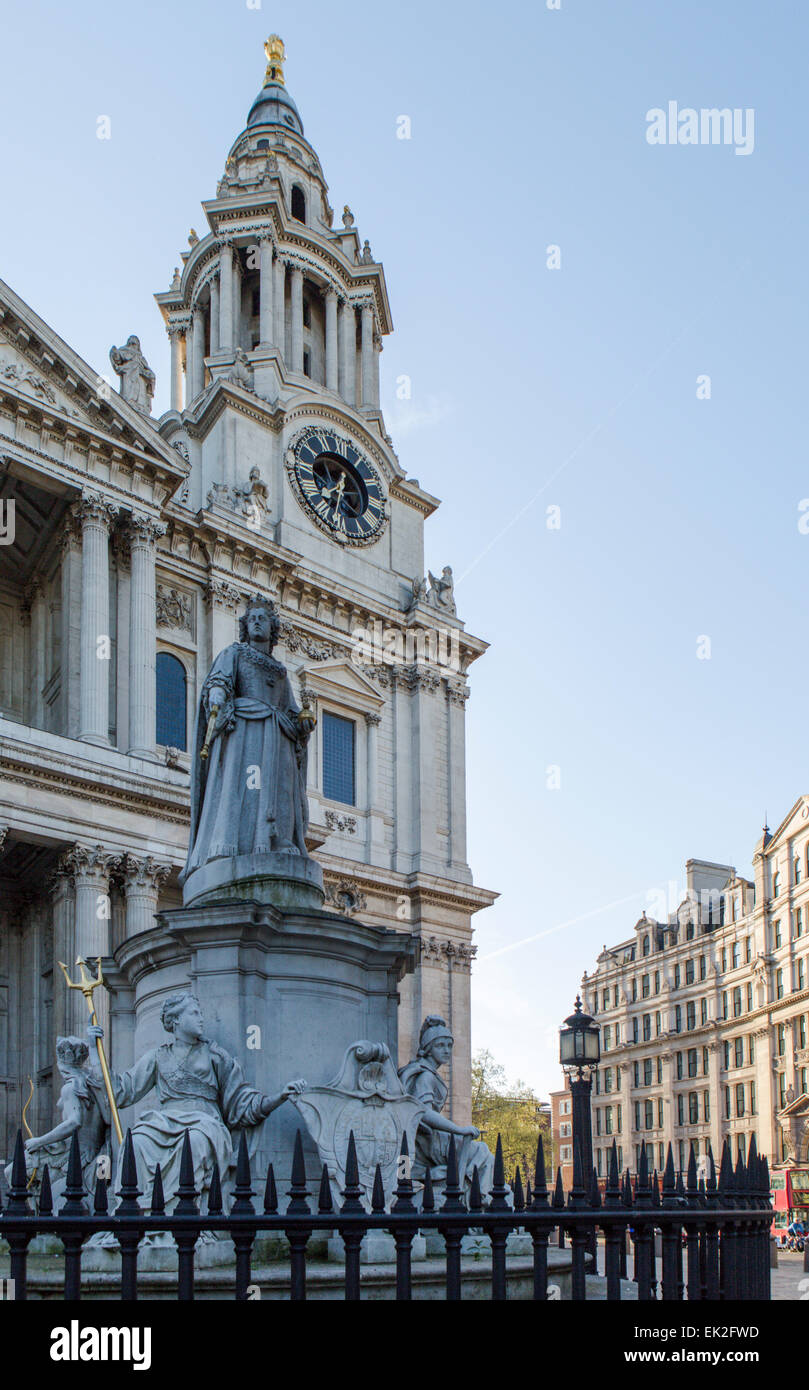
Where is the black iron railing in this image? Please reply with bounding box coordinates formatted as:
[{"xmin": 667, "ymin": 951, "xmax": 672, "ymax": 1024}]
[{"xmin": 0, "ymin": 1129, "xmax": 772, "ymax": 1301}]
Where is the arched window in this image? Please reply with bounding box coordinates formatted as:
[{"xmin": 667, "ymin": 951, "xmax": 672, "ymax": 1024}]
[
  {"xmin": 156, "ymin": 653, "xmax": 187, "ymax": 750},
  {"xmin": 291, "ymin": 184, "xmax": 306, "ymax": 223}
]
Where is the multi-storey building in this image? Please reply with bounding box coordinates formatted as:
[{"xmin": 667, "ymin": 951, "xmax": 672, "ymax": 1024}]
[
  {"xmin": 549, "ymin": 1081, "xmax": 574, "ymax": 1190},
  {"xmin": 581, "ymin": 800, "xmax": 809, "ymax": 1181},
  {"xmin": 0, "ymin": 36, "xmax": 496, "ymax": 1158}
]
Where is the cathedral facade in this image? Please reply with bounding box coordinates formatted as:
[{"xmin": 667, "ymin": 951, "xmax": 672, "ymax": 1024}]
[{"xmin": 0, "ymin": 38, "xmax": 495, "ymax": 1158}]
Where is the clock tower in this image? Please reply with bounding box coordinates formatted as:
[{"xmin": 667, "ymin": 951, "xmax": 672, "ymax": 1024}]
[{"xmin": 152, "ymin": 37, "xmax": 496, "ymax": 1120}]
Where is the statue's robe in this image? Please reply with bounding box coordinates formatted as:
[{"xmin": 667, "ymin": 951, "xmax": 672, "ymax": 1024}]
[
  {"xmin": 398, "ymin": 1058, "xmax": 495, "ymax": 1194},
  {"xmin": 181, "ymin": 641, "xmax": 309, "ymax": 883},
  {"xmin": 110, "ymin": 1039, "xmax": 267, "ymax": 1201}
]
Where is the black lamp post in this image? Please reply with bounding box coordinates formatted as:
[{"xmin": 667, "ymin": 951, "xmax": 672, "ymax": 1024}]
[{"xmin": 559, "ymin": 996, "xmax": 601, "ymax": 1193}]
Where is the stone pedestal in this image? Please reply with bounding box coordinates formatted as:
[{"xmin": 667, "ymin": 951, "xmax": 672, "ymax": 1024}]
[{"xmin": 112, "ymin": 895, "xmax": 418, "ymax": 1192}]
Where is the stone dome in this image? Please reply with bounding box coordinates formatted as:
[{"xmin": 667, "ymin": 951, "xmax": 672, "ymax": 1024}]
[{"xmin": 246, "ymin": 80, "xmax": 304, "ymax": 136}]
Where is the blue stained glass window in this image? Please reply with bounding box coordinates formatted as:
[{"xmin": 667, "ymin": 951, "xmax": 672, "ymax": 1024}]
[
  {"xmin": 322, "ymin": 712, "xmax": 355, "ymax": 805},
  {"xmin": 156, "ymin": 652, "xmax": 187, "ymax": 750}
]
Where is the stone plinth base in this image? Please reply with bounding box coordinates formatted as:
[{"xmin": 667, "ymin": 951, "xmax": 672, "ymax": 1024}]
[
  {"xmin": 111, "ymin": 897, "xmax": 418, "ymax": 1194},
  {"xmin": 181, "ymin": 850, "xmax": 324, "ymax": 913}
]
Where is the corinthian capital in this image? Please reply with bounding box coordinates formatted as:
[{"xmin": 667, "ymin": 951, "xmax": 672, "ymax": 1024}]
[
  {"xmin": 127, "ymin": 512, "xmax": 166, "ymax": 548},
  {"xmin": 58, "ymin": 843, "xmax": 121, "ymax": 884},
  {"xmin": 77, "ymin": 492, "xmax": 119, "ymax": 532},
  {"xmin": 121, "ymin": 854, "xmax": 171, "ymax": 894}
]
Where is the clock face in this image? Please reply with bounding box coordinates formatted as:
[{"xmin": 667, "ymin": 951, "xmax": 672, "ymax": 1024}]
[{"xmin": 287, "ymin": 426, "xmax": 387, "ymax": 546}]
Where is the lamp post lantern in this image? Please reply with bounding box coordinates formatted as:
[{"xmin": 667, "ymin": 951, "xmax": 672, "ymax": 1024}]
[{"xmin": 559, "ymin": 995, "xmax": 600, "ymax": 1195}]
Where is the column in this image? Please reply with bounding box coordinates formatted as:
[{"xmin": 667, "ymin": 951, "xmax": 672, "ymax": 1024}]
[
  {"xmin": 325, "ymin": 288, "xmax": 339, "ymax": 392},
  {"xmin": 372, "ymin": 333, "xmax": 382, "ymax": 408},
  {"xmin": 339, "ymin": 299, "xmax": 356, "ymax": 405},
  {"xmin": 209, "ymin": 277, "xmax": 220, "ymax": 354},
  {"xmin": 122, "ymin": 855, "xmax": 170, "ymax": 938},
  {"xmin": 360, "ymin": 301, "xmax": 374, "ymax": 408},
  {"xmin": 78, "ymin": 493, "xmax": 117, "ymax": 745},
  {"xmin": 127, "ymin": 513, "xmax": 165, "ymax": 759},
  {"xmin": 290, "ymin": 266, "xmax": 304, "ymax": 372},
  {"xmin": 364, "ymin": 711, "xmax": 384, "ymax": 866},
  {"xmin": 191, "ymin": 304, "xmax": 205, "ymax": 400},
  {"xmin": 445, "ymin": 684, "xmax": 469, "ymax": 871},
  {"xmin": 259, "ymin": 238, "xmax": 274, "ymax": 345},
  {"xmin": 168, "ymin": 323, "xmax": 185, "ymax": 411},
  {"xmin": 273, "ymin": 256, "xmax": 286, "ymax": 356},
  {"xmin": 50, "ymin": 858, "xmax": 76, "ymax": 1046},
  {"xmin": 219, "ymin": 241, "xmax": 234, "ymax": 352},
  {"xmin": 61, "ymin": 845, "xmax": 120, "ymax": 1038},
  {"xmin": 60, "ymin": 509, "xmax": 82, "ymax": 737}
]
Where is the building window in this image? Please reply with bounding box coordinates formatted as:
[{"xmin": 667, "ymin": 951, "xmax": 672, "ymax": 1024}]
[
  {"xmin": 302, "ymin": 349, "xmax": 311, "ymax": 377},
  {"xmin": 657, "ymin": 1098, "xmax": 664, "ymax": 1127},
  {"xmin": 703, "ymin": 1090, "xmax": 710, "ymax": 1121},
  {"xmin": 800, "ymin": 1015, "xmax": 807, "ymax": 1050},
  {"xmin": 702, "ymin": 1046, "xmax": 709, "ymax": 1074},
  {"xmin": 561, "ymin": 1145, "xmax": 572, "ymax": 1162},
  {"xmin": 674, "ymin": 1005, "xmax": 682, "ymax": 1033},
  {"xmin": 723, "ymin": 1040, "xmax": 731, "ymax": 1070},
  {"xmin": 700, "ymin": 997, "xmax": 708, "ymax": 1024},
  {"xmin": 291, "ymin": 184, "xmax": 307, "ymax": 223},
  {"xmin": 776, "ymin": 968, "xmax": 784, "ymax": 1000},
  {"xmin": 642, "ymin": 1013, "xmax": 651, "ymax": 1042},
  {"xmin": 746, "ymin": 983, "xmax": 753, "ymax": 1012},
  {"xmin": 677, "ymin": 1094, "xmax": 685, "ymax": 1125},
  {"xmin": 779, "ymin": 1073, "xmax": 787, "ymax": 1108},
  {"xmin": 686, "ymin": 920, "xmax": 695, "ymax": 941},
  {"xmin": 644, "ymin": 1099, "xmax": 654, "ymax": 1130},
  {"xmin": 732, "ymin": 986, "xmax": 742, "ymax": 1018},
  {"xmin": 642, "ymin": 974, "xmax": 650, "ymax": 999},
  {"xmin": 643, "ymin": 1058, "xmax": 652, "ymax": 1086},
  {"xmin": 656, "ymin": 1057, "xmax": 663, "ymax": 1084},
  {"xmin": 798, "ymin": 958, "xmax": 806, "ymax": 990},
  {"xmin": 687, "ymin": 1048, "xmax": 698, "ymax": 1078},
  {"xmin": 605, "ymin": 1107, "xmax": 613, "ymax": 1135},
  {"xmin": 732, "ymin": 943, "xmax": 740, "ymax": 968},
  {"xmin": 699, "ymin": 955, "xmax": 707, "ymax": 981},
  {"xmin": 749, "ymin": 1035, "xmax": 755, "ymax": 1064},
  {"xmin": 734, "ymin": 1037, "xmax": 743, "ymax": 1068},
  {"xmin": 745, "ymin": 936, "xmax": 752, "ymax": 962},
  {"xmin": 722, "ymin": 991, "xmax": 728, "ymax": 1021},
  {"xmin": 796, "ymin": 857, "xmax": 803, "ymax": 885},
  {"xmin": 631, "ymin": 978, "xmax": 637, "ymax": 1001},
  {"xmin": 604, "ymin": 1067, "xmax": 613, "ymax": 1093},
  {"xmin": 302, "ymin": 298, "xmax": 311, "ymax": 329},
  {"xmin": 655, "ymin": 1011, "xmax": 662, "ymax": 1036},
  {"xmin": 596, "ymin": 1108, "xmax": 602, "ymax": 1135},
  {"xmin": 750, "ymin": 1081, "xmax": 756, "ymax": 1114},
  {"xmin": 774, "ymin": 920, "xmax": 782, "ymax": 948},
  {"xmin": 654, "ymin": 970, "xmax": 660, "ymax": 994},
  {"xmin": 633, "ymin": 1060, "xmax": 639, "ymax": 1087},
  {"xmin": 735, "ymin": 1083, "xmax": 745, "ymax": 1118},
  {"xmin": 686, "ymin": 1001, "xmax": 696, "ymax": 1030},
  {"xmin": 686, "ymin": 958, "xmax": 695, "ymax": 984},
  {"xmin": 322, "ymin": 712, "xmax": 356, "ymax": 804},
  {"xmin": 155, "ymin": 652, "xmax": 187, "ymax": 750},
  {"xmin": 721, "ymin": 948, "xmax": 727, "ymax": 972},
  {"xmin": 773, "ymin": 871, "xmax": 781, "ymax": 899},
  {"xmin": 559, "ymin": 1122, "xmax": 571, "ymax": 1138},
  {"xmin": 632, "ymin": 1018, "xmax": 638, "ymax": 1044},
  {"xmin": 642, "ymin": 935, "xmax": 650, "ymax": 957},
  {"xmin": 674, "ymin": 964, "xmax": 681, "ymax": 989},
  {"xmin": 777, "ymin": 1024, "xmax": 787, "ymax": 1057},
  {"xmin": 676, "ymin": 1051, "xmax": 683, "ymax": 1080},
  {"xmin": 689, "ymin": 1092, "xmax": 699, "ymax": 1124},
  {"xmin": 724, "ymin": 1086, "xmax": 731, "ymax": 1119}
]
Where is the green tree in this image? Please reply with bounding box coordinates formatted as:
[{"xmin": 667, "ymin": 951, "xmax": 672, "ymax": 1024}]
[{"xmin": 470, "ymin": 1049, "xmax": 552, "ymax": 1187}]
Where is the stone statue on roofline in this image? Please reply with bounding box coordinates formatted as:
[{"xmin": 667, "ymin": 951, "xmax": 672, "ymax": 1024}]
[{"xmin": 109, "ymin": 335, "xmax": 155, "ymax": 415}]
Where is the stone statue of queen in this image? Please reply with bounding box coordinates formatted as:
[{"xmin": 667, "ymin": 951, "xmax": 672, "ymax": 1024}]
[{"xmin": 180, "ymin": 594, "xmax": 315, "ymax": 885}]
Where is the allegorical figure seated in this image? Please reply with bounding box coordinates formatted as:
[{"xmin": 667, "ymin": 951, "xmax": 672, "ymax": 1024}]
[
  {"xmin": 180, "ymin": 595, "xmax": 315, "ymax": 884},
  {"xmin": 88, "ymin": 990, "xmax": 305, "ymax": 1205},
  {"xmin": 398, "ymin": 1015, "xmax": 495, "ymax": 1199},
  {"xmin": 5, "ymin": 1036, "xmax": 111, "ymax": 1200}
]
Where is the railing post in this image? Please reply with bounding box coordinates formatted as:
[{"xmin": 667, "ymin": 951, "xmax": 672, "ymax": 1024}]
[
  {"xmin": 488, "ymin": 1136, "xmax": 510, "ymax": 1301},
  {"xmin": 391, "ymin": 1134, "xmax": 416, "ymax": 1301},
  {"xmin": 174, "ymin": 1130, "xmax": 199, "ymax": 1302},
  {"xmin": 660, "ymin": 1146, "xmax": 681, "ymax": 1301},
  {"xmin": 340, "ymin": 1131, "xmax": 364, "ymax": 1301},
  {"xmin": 530, "ymin": 1136, "xmax": 550, "ymax": 1301},
  {"xmin": 603, "ymin": 1140, "xmax": 622, "ymax": 1302}
]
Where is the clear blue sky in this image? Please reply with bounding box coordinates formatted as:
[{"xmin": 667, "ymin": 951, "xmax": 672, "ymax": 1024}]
[{"xmin": 3, "ymin": 1, "xmax": 807, "ymax": 1097}]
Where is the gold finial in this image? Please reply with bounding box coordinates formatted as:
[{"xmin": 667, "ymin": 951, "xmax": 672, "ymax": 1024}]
[{"xmin": 264, "ymin": 34, "xmax": 286, "ymax": 86}]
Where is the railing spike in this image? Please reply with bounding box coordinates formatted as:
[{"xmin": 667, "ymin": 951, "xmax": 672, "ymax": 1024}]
[
  {"xmin": 174, "ymin": 1128, "xmax": 199, "ymax": 1215},
  {"xmin": 61, "ymin": 1130, "xmax": 88, "ymax": 1216},
  {"xmin": 287, "ymin": 1129, "xmax": 311, "ymax": 1215},
  {"xmin": 469, "ymin": 1163, "xmax": 483, "ymax": 1213},
  {"xmin": 115, "ymin": 1130, "xmax": 141, "ymax": 1216},
  {"xmin": 531, "ymin": 1135, "xmax": 549, "ymax": 1209},
  {"xmin": 38, "ymin": 1163, "xmax": 53, "ymax": 1216},
  {"xmin": 151, "ymin": 1162, "xmax": 167, "ymax": 1216},
  {"xmin": 231, "ymin": 1130, "xmax": 255, "ymax": 1214},
  {"xmin": 371, "ymin": 1163, "xmax": 386, "ymax": 1213},
  {"xmin": 340, "ymin": 1130, "xmax": 364, "ymax": 1214},
  {"xmin": 93, "ymin": 1171, "xmax": 109, "ymax": 1214},
  {"xmin": 552, "ymin": 1167, "xmax": 565, "ymax": 1210},
  {"xmin": 513, "ymin": 1165, "xmax": 525, "ymax": 1212},
  {"xmin": 422, "ymin": 1166, "xmax": 435, "ymax": 1213},
  {"xmin": 441, "ymin": 1133, "xmax": 465, "ymax": 1212},
  {"xmin": 392, "ymin": 1133, "xmax": 416, "ymax": 1214},
  {"xmin": 487, "ymin": 1134, "xmax": 510, "ymax": 1211},
  {"xmin": 318, "ymin": 1162, "xmax": 334, "ymax": 1214},
  {"xmin": 6, "ymin": 1129, "xmax": 32, "ymax": 1215},
  {"xmin": 205, "ymin": 1161, "xmax": 222, "ymax": 1216},
  {"xmin": 263, "ymin": 1162, "xmax": 278, "ymax": 1215}
]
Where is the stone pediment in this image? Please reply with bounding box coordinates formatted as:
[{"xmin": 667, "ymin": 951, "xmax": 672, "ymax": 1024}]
[
  {"xmin": 298, "ymin": 657, "xmax": 384, "ymax": 714},
  {"xmin": 0, "ymin": 278, "xmax": 185, "ymax": 474},
  {"xmin": 765, "ymin": 797, "xmax": 809, "ymax": 852}
]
